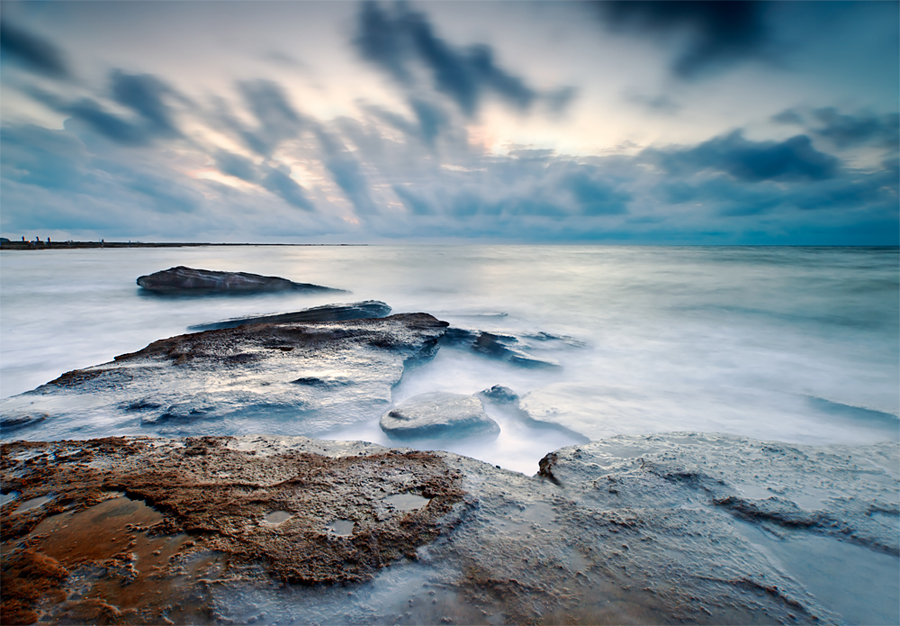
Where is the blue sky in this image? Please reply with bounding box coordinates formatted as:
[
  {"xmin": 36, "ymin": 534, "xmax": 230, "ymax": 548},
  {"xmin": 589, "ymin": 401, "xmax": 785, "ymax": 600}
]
[{"xmin": 1, "ymin": 1, "xmax": 897, "ymax": 244}]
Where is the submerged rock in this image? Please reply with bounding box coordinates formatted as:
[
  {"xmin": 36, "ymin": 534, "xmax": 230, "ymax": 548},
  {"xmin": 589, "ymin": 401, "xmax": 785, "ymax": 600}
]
[
  {"xmin": 188, "ymin": 301, "xmax": 392, "ymax": 331},
  {"xmin": 136, "ymin": 266, "xmax": 345, "ymax": 294},
  {"xmin": 1, "ymin": 433, "xmax": 896, "ymax": 625},
  {"xmin": 440, "ymin": 328, "xmax": 560, "ymax": 368},
  {"xmin": 0, "ymin": 314, "xmax": 449, "ymax": 440},
  {"xmin": 380, "ymin": 392, "xmax": 499, "ymax": 440}
]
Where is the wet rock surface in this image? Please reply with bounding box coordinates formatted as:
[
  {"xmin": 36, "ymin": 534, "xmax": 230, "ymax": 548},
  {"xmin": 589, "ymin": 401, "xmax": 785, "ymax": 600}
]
[
  {"xmin": 188, "ymin": 301, "xmax": 392, "ymax": 331},
  {"xmin": 0, "ymin": 314, "xmax": 448, "ymax": 438},
  {"xmin": 380, "ymin": 392, "xmax": 499, "ymax": 440},
  {"xmin": 136, "ymin": 266, "xmax": 345, "ymax": 295},
  {"xmin": 440, "ymin": 328, "xmax": 563, "ymax": 369},
  {"xmin": 2, "ymin": 433, "xmax": 896, "ymax": 625}
]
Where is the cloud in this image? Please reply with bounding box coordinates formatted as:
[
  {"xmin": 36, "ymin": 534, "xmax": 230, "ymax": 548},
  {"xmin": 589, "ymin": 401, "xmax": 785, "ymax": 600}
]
[
  {"xmin": 214, "ymin": 150, "xmax": 258, "ymax": 183},
  {"xmin": 625, "ymin": 91, "xmax": 682, "ymax": 115},
  {"xmin": 0, "ymin": 19, "xmax": 71, "ymax": 79},
  {"xmin": 810, "ymin": 108, "xmax": 899, "ymax": 150},
  {"xmin": 599, "ymin": 1, "xmax": 771, "ymax": 80},
  {"xmin": 259, "ymin": 167, "xmax": 315, "ymax": 211},
  {"xmin": 648, "ymin": 130, "xmax": 840, "ymax": 182},
  {"xmin": 221, "ymin": 80, "xmax": 305, "ymax": 156},
  {"xmin": 110, "ymin": 70, "xmax": 180, "ymax": 139},
  {"xmin": 773, "ymin": 107, "xmax": 900, "ymax": 150},
  {"xmin": 362, "ymin": 98, "xmax": 449, "ymax": 147},
  {"xmin": 213, "ymin": 150, "xmax": 315, "ymax": 211},
  {"xmin": 315, "ymin": 128, "xmax": 378, "ymax": 215},
  {"xmin": 354, "ymin": 1, "xmax": 573, "ymax": 118},
  {"xmin": 25, "ymin": 70, "xmax": 182, "ymax": 146}
]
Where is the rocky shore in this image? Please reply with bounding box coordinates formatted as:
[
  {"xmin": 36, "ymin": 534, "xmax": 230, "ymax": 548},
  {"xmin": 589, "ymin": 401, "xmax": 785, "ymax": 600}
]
[
  {"xmin": 1, "ymin": 306, "xmax": 898, "ymax": 625},
  {"xmin": 2, "ymin": 434, "xmax": 897, "ymax": 625}
]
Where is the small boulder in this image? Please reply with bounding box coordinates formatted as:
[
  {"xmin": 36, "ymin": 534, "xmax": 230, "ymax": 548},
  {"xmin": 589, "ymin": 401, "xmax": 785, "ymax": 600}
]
[
  {"xmin": 380, "ymin": 392, "xmax": 499, "ymax": 440},
  {"xmin": 137, "ymin": 266, "xmax": 345, "ymax": 294}
]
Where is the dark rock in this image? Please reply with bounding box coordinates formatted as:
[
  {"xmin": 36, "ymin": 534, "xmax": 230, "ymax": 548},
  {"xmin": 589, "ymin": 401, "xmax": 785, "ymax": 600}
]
[
  {"xmin": 478, "ymin": 384, "xmax": 520, "ymax": 405},
  {"xmin": 440, "ymin": 328, "xmax": 559, "ymax": 369},
  {"xmin": 136, "ymin": 266, "xmax": 345, "ymax": 295},
  {"xmin": 188, "ymin": 301, "xmax": 392, "ymax": 331},
  {"xmin": 380, "ymin": 392, "xmax": 500, "ymax": 440}
]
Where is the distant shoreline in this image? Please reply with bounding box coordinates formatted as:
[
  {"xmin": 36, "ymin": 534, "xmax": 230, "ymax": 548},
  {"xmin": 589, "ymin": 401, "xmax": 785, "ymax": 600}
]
[{"xmin": 0, "ymin": 240, "xmax": 367, "ymax": 250}]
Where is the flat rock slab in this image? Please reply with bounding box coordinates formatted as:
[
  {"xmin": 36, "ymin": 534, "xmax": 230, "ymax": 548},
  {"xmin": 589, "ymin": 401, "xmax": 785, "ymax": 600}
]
[
  {"xmin": 0, "ymin": 314, "xmax": 448, "ymax": 440},
  {"xmin": 188, "ymin": 300, "xmax": 392, "ymax": 331},
  {"xmin": 380, "ymin": 392, "xmax": 499, "ymax": 440},
  {"xmin": 136, "ymin": 266, "xmax": 345, "ymax": 294},
  {"xmin": 1, "ymin": 434, "xmax": 896, "ymax": 625}
]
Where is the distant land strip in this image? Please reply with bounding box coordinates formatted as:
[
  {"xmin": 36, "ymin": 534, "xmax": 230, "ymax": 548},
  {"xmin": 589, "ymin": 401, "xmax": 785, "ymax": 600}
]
[{"xmin": 0, "ymin": 239, "xmax": 367, "ymax": 250}]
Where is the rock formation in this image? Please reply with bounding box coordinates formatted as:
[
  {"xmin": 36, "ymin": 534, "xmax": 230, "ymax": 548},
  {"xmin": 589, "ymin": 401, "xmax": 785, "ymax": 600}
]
[
  {"xmin": 2, "ymin": 433, "xmax": 896, "ymax": 625},
  {"xmin": 188, "ymin": 301, "xmax": 392, "ymax": 331},
  {"xmin": 0, "ymin": 314, "xmax": 448, "ymax": 439},
  {"xmin": 380, "ymin": 392, "xmax": 500, "ymax": 440},
  {"xmin": 136, "ymin": 266, "xmax": 345, "ymax": 294}
]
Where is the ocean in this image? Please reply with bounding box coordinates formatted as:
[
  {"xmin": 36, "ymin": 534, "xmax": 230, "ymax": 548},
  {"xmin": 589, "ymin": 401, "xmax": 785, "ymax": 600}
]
[{"xmin": 1, "ymin": 245, "xmax": 897, "ymax": 473}]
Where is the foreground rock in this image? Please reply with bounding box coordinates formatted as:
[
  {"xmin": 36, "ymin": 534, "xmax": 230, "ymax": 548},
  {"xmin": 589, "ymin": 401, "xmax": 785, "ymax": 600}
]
[
  {"xmin": 136, "ymin": 266, "xmax": 345, "ymax": 294},
  {"xmin": 0, "ymin": 314, "xmax": 448, "ymax": 439},
  {"xmin": 2, "ymin": 433, "xmax": 896, "ymax": 625},
  {"xmin": 380, "ymin": 392, "xmax": 499, "ymax": 440},
  {"xmin": 188, "ymin": 301, "xmax": 392, "ymax": 331}
]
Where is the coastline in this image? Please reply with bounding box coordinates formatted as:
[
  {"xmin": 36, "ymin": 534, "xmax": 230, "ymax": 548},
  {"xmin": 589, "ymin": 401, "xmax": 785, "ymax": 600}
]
[{"xmin": 0, "ymin": 241, "xmax": 367, "ymax": 250}]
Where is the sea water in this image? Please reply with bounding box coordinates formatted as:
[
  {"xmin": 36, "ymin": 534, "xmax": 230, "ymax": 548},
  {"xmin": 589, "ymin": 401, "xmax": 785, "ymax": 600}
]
[{"xmin": 1, "ymin": 245, "xmax": 897, "ymax": 473}]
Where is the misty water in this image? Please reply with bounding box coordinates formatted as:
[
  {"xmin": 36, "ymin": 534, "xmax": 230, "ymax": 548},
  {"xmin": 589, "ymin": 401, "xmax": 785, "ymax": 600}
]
[{"xmin": 1, "ymin": 245, "xmax": 897, "ymax": 474}]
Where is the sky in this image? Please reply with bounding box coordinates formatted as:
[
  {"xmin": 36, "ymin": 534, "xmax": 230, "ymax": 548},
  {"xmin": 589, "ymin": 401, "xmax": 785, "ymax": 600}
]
[{"xmin": 1, "ymin": 1, "xmax": 898, "ymax": 244}]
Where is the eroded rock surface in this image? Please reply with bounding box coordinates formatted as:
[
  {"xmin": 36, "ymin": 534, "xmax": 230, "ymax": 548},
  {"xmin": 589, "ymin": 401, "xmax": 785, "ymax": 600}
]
[
  {"xmin": 188, "ymin": 301, "xmax": 392, "ymax": 331},
  {"xmin": 2, "ymin": 433, "xmax": 896, "ymax": 625},
  {"xmin": 381, "ymin": 392, "xmax": 499, "ymax": 440},
  {"xmin": 0, "ymin": 314, "xmax": 448, "ymax": 439},
  {"xmin": 136, "ymin": 266, "xmax": 345, "ymax": 295}
]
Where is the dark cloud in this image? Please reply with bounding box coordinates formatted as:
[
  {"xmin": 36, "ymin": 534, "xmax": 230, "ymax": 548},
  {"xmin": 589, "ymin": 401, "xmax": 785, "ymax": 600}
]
[
  {"xmin": 772, "ymin": 107, "xmax": 900, "ymax": 150},
  {"xmin": 362, "ymin": 98, "xmax": 448, "ymax": 147},
  {"xmin": 62, "ymin": 97, "xmax": 153, "ymax": 145},
  {"xmin": 354, "ymin": 1, "xmax": 572, "ymax": 118},
  {"xmin": 225, "ymin": 80, "xmax": 305, "ymax": 156},
  {"xmin": 316, "ymin": 129, "xmax": 378, "ymax": 215},
  {"xmin": 25, "ymin": 70, "xmax": 182, "ymax": 146},
  {"xmin": 560, "ymin": 169, "xmax": 631, "ymax": 215},
  {"xmin": 599, "ymin": 1, "xmax": 770, "ymax": 80},
  {"xmin": 810, "ymin": 108, "xmax": 900, "ymax": 150},
  {"xmin": 0, "ymin": 19, "xmax": 70, "ymax": 79},
  {"xmin": 409, "ymin": 98, "xmax": 448, "ymax": 146},
  {"xmin": 110, "ymin": 71, "xmax": 180, "ymax": 138},
  {"xmin": 213, "ymin": 150, "xmax": 314, "ymax": 211},
  {"xmin": 259, "ymin": 167, "xmax": 315, "ymax": 211},
  {"xmin": 649, "ymin": 130, "xmax": 840, "ymax": 182},
  {"xmin": 392, "ymin": 184, "xmax": 433, "ymax": 215},
  {"xmin": 652, "ymin": 154, "xmax": 897, "ymax": 218},
  {"xmin": 214, "ymin": 150, "xmax": 258, "ymax": 183}
]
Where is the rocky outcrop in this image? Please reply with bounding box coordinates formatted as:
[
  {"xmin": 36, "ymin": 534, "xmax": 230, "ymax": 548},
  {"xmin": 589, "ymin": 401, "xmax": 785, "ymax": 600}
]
[
  {"xmin": 136, "ymin": 266, "xmax": 345, "ymax": 294},
  {"xmin": 2, "ymin": 433, "xmax": 896, "ymax": 625},
  {"xmin": 440, "ymin": 328, "xmax": 566, "ymax": 368},
  {"xmin": 188, "ymin": 301, "xmax": 392, "ymax": 331},
  {"xmin": 380, "ymin": 392, "xmax": 500, "ymax": 440},
  {"xmin": 0, "ymin": 314, "xmax": 449, "ymax": 439}
]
